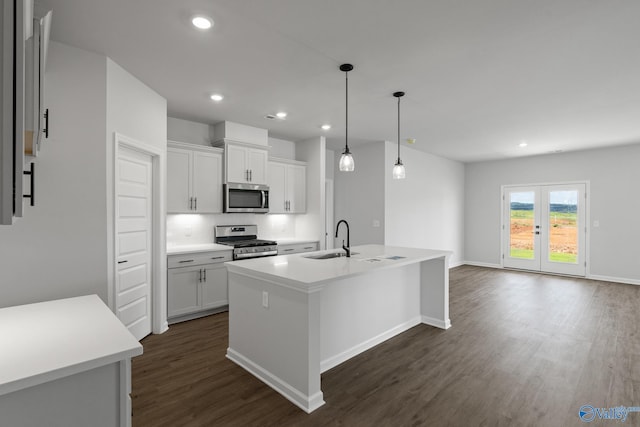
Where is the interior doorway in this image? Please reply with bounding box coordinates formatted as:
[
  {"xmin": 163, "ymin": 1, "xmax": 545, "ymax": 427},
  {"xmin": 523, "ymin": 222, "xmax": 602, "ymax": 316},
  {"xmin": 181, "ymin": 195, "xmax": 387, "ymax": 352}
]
[
  {"xmin": 115, "ymin": 146, "xmax": 153, "ymax": 340},
  {"xmin": 502, "ymin": 183, "xmax": 587, "ymax": 276}
]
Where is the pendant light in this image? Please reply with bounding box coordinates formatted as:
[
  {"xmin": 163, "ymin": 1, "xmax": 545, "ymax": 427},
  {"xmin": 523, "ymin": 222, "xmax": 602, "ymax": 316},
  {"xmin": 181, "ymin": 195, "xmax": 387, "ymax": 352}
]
[
  {"xmin": 338, "ymin": 64, "xmax": 355, "ymax": 172},
  {"xmin": 392, "ymin": 91, "xmax": 406, "ymax": 179}
]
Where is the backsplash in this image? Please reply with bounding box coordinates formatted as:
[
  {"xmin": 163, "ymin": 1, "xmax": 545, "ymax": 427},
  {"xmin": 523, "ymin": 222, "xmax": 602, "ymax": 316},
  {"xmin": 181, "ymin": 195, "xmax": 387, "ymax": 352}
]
[{"xmin": 166, "ymin": 213, "xmax": 298, "ymax": 246}]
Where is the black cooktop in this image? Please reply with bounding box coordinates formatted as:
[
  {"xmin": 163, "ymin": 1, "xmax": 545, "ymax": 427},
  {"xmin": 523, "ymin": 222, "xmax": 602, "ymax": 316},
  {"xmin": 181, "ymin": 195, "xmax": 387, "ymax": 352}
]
[{"xmin": 219, "ymin": 239, "xmax": 277, "ymax": 248}]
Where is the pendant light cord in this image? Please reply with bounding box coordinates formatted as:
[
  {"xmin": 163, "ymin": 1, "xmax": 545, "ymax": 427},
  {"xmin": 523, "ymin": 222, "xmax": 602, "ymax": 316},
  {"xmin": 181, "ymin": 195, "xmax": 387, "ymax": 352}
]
[
  {"xmin": 397, "ymin": 95, "xmax": 401, "ymax": 162},
  {"xmin": 345, "ymin": 70, "xmax": 349, "ymax": 152}
]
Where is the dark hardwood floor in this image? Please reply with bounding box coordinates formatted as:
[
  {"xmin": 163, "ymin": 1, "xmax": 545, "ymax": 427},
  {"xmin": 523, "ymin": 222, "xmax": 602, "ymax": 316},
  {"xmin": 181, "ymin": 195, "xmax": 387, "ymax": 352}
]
[{"xmin": 132, "ymin": 266, "xmax": 640, "ymax": 426}]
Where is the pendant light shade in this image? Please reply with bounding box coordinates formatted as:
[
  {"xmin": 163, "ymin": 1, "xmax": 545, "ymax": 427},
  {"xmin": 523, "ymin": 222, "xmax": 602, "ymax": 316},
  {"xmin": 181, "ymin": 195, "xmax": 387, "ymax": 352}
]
[
  {"xmin": 339, "ymin": 64, "xmax": 355, "ymax": 172},
  {"xmin": 392, "ymin": 91, "xmax": 406, "ymax": 179}
]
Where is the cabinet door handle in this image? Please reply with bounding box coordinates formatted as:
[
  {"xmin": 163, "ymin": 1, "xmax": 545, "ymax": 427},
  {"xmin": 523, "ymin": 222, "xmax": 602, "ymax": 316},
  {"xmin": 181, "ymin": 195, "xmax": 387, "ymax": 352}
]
[
  {"xmin": 43, "ymin": 109, "xmax": 49, "ymax": 139},
  {"xmin": 203, "ymin": 268, "xmax": 207, "ymax": 282},
  {"xmin": 249, "ymin": 170, "xmax": 252, "ymax": 181},
  {"xmin": 211, "ymin": 256, "xmax": 225, "ymax": 260},
  {"xmin": 118, "ymin": 260, "xmax": 128, "ymax": 264},
  {"xmin": 304, "ymin": 247, "xmax": 314, "ymax": 250},
  {"xmin": 179, "ymin": 259, "xmax": 194, "ymax": 263},
  {"xmin": 199, "ymin": 269, "xmax": 203, "ymax": 282},
  {"xmin": 23, "ymin": 163, "xmax": 35, "ymax": 206},
  {"xmin": 194, "ymin": 197, "xmax": 197, "ymax": 210},
  {"xmin": 284, "ymin": 248, "xmax": 294, "ymax": 252}
]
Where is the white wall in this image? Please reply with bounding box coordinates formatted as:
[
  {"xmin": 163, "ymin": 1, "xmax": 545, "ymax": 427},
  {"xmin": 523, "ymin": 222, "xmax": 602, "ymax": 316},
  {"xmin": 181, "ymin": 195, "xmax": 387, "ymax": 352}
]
[
  {"xmin": 295, "ymin": 137, "xmax": 326, "ymax": 248},
  {"xmin": 384, "ymin": 142, "xmax": 465, "ymax": 266},
  {"xmin": 167, "ymin": 117, "xmax": 212, "ymax": 146},
  {"xmin": 464, "ymin": 143, "xmax": 640, "ymax": 283},
  {"xmin": 0, "ymin": 42, "xmax": 108, "ymax": 307},
  {"xmin": 334, "ymin": 142, "xmax": 386, "ymax": 246},
  {"xmin": 326, "ymin": 149, "xmax": 335, "ymax": 180},
  {"xmin": 268, "ymin": 137, "xmax": 295, "ymax": 160},
  {"xmin": 166, "ymin": 213, "xmax": 299, "ymax": 245},
  {"xmin": 105, "ymin": 58, "xmax": 167, "ymax": 330}
]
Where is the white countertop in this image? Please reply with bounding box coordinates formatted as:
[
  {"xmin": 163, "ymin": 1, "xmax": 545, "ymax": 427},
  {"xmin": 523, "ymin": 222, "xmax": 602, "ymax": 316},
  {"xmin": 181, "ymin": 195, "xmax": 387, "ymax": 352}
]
[
  {"xmin": 225, "ymin": 244, "xmax": 451, "ymax": 291},
  {"xmin": 0, "ymin": 295, "xmax": 143, "ymax": 397},
  {"xmin": 167, "ymin": 243, "xmax": 231, "ymax": 255}
]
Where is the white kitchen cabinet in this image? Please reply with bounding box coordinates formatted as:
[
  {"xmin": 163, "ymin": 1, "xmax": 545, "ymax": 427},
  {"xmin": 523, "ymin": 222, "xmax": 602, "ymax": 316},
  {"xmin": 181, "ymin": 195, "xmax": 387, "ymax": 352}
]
[
  {"xmin": 201, "ymin": 263, "xmax": 229, "ymax": 309},
  {"xmin": 214, "ymin": 139, "xmax": 268, "ymax": 185},
  {"xmin": 24, "ymin": 6, "xmax": 51, "ymax": 160},
  {"xmin": 1, "ymin": 0, "xmax": 49, "ymax": 225},
  {"xmin": 167, "ymin": 250, "xmax": 232, "ymax": 323},
  {"xmin": 167, "ymin": 141, "xmax": 223, "ymax": 214},
  {"xmin": 278, "ymin": 241, "xmax": 319, "ymax": 255},
  {"xmin": 268, "ymin": 158, "xmax": 306, "ymax": 214}
]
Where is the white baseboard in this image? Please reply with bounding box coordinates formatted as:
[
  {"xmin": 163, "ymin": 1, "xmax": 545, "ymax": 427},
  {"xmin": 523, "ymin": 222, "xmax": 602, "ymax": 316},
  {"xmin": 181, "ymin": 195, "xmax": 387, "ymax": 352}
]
[
  {"xmin": 462, "ymin": 262, "xmax": 640, "ymax": 286},
  {"xmin": 449, "ymin": 260, "xmax": 465, "ymax": 268},
  {"xmin": 226, "ymin": 348, "xmax": 325, "ymax": 413},
  {"xmin": 422, "ymin": 315, "xmax": 451, "ymax": 329},
  {"xmin": 320, "ymin": 316, "xmax": 422, "ymax": 373},
  {"xmin": 587, "ymin": 274, "xmax": 640, "ymax": 286},
  {"xmin": 463, "ymin": 261, "xmax": 503, "ymax": 269}
]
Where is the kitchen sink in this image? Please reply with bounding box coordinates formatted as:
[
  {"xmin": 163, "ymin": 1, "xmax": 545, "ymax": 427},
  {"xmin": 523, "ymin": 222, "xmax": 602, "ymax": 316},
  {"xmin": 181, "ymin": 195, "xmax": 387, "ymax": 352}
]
[{"xmin": 303, "ymin": 251, "xmax": 358, "ymax": 260}]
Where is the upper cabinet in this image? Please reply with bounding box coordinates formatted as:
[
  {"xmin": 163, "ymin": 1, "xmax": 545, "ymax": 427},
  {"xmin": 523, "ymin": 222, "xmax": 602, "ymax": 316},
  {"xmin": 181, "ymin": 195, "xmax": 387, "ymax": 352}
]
[
  {"xmin": 24, "ymin": 5, "xmax": 51, "ymax": 160},
  {"xmin": 268, "ymin": 158, "xmax": 306, "ymax": 214},
  {"xmin": 167, "ymin": 141, "xmax": 223, "ymax": 214},
  {"xmin": 1, "ymin": 0, "xmax": 50, "ymax": 225},
  {"xmin": 213, "ymin": 140, "xmax": 269, "ymax": 185}
]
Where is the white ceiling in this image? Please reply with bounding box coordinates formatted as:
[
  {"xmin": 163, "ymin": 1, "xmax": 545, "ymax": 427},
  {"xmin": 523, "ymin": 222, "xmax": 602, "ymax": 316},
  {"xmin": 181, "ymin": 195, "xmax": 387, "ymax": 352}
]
[{"xmin": 41, "ymin": 0, "xmax": 640, "ymax": 162}]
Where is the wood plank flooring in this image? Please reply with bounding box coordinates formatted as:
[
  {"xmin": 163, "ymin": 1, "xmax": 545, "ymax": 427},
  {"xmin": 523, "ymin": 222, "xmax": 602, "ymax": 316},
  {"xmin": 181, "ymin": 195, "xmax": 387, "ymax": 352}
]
[{"xmin": 132, "ymin": 266, "xmax": 640, "ymax": 426}]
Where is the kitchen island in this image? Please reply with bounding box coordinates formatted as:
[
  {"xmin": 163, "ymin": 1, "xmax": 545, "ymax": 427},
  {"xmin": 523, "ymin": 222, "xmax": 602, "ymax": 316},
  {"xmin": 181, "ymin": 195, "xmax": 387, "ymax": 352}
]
[{"xmin": 225, "ymin": 244, "xmax": 451, "ymax": 413}]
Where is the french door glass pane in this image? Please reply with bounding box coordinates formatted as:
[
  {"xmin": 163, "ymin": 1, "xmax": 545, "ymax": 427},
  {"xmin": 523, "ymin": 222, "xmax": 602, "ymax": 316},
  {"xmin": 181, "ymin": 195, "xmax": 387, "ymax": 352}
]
[
  {"xmin": 509, "ymin": 191, "xmax": 535, "ymax": 259},
  {"xmin": 548, "ymin": 190, "xmax": 578, "ymax": 263}
]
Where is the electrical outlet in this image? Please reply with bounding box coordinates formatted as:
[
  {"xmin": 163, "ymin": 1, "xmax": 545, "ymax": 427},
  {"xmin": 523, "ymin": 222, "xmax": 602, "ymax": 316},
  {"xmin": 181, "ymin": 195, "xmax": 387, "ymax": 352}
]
[
  {"xmin": 372, "ymin": 220, "xmax": 380, "ymax": 228},
  {"xmin": 593, "ymin": 220, "xmax": 600, "ymax": 228},
  {"xmin": 262, "ymin": 291, "xmax": 269, "ymax": 308}
]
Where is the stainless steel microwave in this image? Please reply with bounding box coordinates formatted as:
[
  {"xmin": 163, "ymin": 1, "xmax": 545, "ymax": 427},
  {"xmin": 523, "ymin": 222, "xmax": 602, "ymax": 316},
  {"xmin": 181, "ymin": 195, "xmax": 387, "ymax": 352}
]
[{"xmin": 224, "ymin": 183, "xmax": 269, "ymax": 213}]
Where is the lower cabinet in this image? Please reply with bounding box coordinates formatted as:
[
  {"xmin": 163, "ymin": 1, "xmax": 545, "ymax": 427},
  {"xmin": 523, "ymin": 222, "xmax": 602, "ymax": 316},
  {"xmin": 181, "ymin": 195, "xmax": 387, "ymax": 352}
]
[{"xmin": 167, "ymin": 251, "xmax": 232, "ymax": 323}]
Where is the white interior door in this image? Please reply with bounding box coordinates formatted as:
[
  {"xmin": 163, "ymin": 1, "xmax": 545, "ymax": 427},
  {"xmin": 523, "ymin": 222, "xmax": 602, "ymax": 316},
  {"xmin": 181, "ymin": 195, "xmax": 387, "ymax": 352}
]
[
  {"xmin": 116, "ymin": 146, "xmax": 152, "ymax": 340},
  {"xmin": 503, "ymin": 183, "xmax": 586, "ymax": 276}
]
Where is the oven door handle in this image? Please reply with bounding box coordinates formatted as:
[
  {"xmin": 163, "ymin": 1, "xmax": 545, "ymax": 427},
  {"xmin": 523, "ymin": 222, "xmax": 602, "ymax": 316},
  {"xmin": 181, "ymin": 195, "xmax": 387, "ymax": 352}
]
[{"xmin": 261, "ymin": 190, "xmax": 266, "ymax": 209}]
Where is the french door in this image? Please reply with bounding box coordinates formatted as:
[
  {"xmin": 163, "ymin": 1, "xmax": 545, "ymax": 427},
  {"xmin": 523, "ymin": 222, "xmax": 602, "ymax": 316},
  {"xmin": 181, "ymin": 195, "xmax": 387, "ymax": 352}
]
[{"xmin": 503, "ymin": 183, "xmax": 586, "ymax": 276}]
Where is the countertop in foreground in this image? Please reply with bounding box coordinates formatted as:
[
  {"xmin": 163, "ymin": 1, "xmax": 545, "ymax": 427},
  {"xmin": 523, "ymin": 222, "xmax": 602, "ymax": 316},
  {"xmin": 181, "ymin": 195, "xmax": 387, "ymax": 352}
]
[{"xmin": 0, "ymin": 295, "xmax": 143, "ymax": 396}]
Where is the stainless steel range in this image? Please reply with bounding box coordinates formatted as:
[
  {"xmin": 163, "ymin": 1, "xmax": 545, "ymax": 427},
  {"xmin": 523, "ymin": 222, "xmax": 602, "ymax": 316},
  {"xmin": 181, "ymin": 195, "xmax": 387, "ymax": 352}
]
[{"xmin": 215, "ymin": 225, "xmax": 278, "ymax": 260}]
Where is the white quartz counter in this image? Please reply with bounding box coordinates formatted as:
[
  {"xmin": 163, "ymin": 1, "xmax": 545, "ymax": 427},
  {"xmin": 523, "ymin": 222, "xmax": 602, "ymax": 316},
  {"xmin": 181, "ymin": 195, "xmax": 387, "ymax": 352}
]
[
  {"xmin": 167, "ymin": 243, "xmax": 231, "ymax": 255},
  {"xmin": 225, "ymin": 244, "xmax": 451, "ymax": 290},
  {"xmin": 0, "ymin": 294, "xmax": 143, "ymax": 396}
]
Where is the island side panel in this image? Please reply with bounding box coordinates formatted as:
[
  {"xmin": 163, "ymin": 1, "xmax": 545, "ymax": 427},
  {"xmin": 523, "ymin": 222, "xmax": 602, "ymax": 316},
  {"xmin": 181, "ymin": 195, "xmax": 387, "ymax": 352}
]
[
  {"xmin": 226, "ymin": 271, "xmax": 324, "ymax": 413},
  {"xmin": 0, "ymin": 362, "xmax": 122, "ymax": 427},
  {"xmin": 419, "ymin": 256, "xmax": 451, "ymax": 329},
  {"xmin": 320, "ymin": 263, "xmax": 421, "ymax": 372}
]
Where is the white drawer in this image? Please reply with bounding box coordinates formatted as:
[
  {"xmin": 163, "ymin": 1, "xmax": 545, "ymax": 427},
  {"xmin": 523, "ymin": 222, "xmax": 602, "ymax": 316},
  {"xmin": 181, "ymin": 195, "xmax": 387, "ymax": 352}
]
[
  {"xmin": 278, "ymin": 242, "xmax": 319, "ymax": 255},
  {"xmin": 168, "ymin": 250, "xmax": 232, "ymax": 268}
]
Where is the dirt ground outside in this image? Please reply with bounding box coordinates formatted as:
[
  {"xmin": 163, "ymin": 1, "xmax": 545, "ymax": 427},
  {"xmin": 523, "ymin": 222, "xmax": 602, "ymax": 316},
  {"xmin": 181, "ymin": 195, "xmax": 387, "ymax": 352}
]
[{"xmin": 510, "ymin": 211, "xmax": 577, "ymax": 260}]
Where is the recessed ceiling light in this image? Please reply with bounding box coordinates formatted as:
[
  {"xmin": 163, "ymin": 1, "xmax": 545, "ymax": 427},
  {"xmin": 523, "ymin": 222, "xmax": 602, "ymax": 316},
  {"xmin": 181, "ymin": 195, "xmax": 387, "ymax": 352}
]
[
  {"xmin": 276, "ymin": 112, "xmax": 287, "ymax": 119},
  {"xmin": 519, "ymin": 141, "xmax": 528, "ymax": 147},
  {"xmin": 321, "ymin": 124, "xmax": 331, "ymax": 130},
  {"xmin": 192, "ymin": 15, "xmax": 213, "ymax": 30},
  {"xmin": 210, "ymin": 94, "xmax": 224, "ymax": 102}
]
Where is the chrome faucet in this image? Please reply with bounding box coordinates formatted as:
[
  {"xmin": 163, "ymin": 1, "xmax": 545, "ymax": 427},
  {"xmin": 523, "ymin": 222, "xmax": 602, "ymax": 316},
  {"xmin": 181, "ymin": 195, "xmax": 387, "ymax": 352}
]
[{"xmin": 335, "ymin": 219, "xmax": 351, "ymax": 257}]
